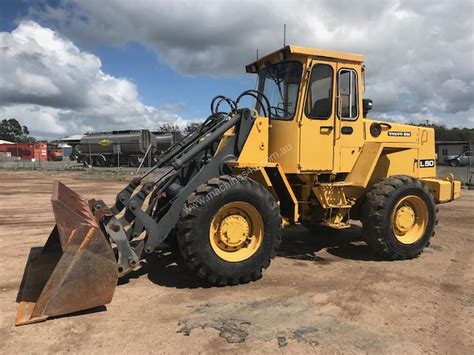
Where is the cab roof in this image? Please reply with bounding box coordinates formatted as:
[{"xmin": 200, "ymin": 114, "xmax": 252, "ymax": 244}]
[{"xmin": 246, "ymin": 45, "xmax": 364, "ymax": 73}]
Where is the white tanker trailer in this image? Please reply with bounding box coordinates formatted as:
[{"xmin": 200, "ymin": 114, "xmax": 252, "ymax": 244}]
[{"xmin": 73, "ymin": 130, "xmax": 175, "ymax": 167}]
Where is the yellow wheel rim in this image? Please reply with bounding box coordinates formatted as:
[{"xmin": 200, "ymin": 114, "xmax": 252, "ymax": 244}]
[
  {"xmin": 209, "ymin": 201, "xmax": 263, "ymax": 262},
  {"xmin": 391, "ymin": 195, "xmax": 428, "ymax": 244}
]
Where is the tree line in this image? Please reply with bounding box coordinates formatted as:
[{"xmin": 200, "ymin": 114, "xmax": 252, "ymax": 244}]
[
  {"xmin": 156, "ymin": 122, "xmax": 201, "ymax": 135},
  {"xmin": 417, "ymin": 123, "xmax": 474, "ymax": 142},
  {"xmin": 0, "ymin": 118, "xmax": 201, "ymax": 144},
  {"xmin": 0, "ymin": 118, "xmax": 35, "ymax": 143},
  {"xmin": 2, "ymin": 118, "xmax": 473, "ymax": 143}
]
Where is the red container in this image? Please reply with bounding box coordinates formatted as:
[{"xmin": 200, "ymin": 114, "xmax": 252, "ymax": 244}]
[
  {"xmin": 34, "ymin": 143, "xmax": 48, "ymax": 161},
  {"xmin": 0, "ymin": 143, "xmax": 48, "ymax": 161}
]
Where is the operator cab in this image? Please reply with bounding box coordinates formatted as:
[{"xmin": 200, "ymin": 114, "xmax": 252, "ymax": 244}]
[
  {"xmin": 246, "ymin": 45, "xmax": 368, "ymax": 173},
  {"xmin": 246, "ymin": 45, "xmax": 366, "ymax": 121}
]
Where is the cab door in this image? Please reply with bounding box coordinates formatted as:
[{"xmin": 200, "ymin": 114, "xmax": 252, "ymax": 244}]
[
  {"xmin": 333, "ymin": 63, "xmax": 364, "ymax": 172},
  {"xmin": 299, "ymin": 60, "xmax": 336, "ymax": 171}
]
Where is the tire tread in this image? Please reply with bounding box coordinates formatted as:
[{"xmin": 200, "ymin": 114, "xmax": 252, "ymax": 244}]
[
  {"xmin": 177, "ymin": 175, "xmax": 281, "ymax": 285},
  {"xmin": 362, "ymin": 175, "xmax": 437, "ymax": 260}
]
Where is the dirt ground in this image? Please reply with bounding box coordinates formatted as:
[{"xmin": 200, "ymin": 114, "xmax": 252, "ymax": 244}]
[{"xmin": 1, "ymin": 170, "xmax": 473, "ymax": 354}]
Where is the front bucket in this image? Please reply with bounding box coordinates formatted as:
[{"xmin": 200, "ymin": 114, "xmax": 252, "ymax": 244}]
[{"xmin": 16, "ymin": 181, "xmax": 118, "ymax": 326}]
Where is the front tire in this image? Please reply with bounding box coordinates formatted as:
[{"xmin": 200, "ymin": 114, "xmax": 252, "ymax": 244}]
[
  {"xmin": 177, "ymin": 175, "xmax": 281, "ymax": 285},
  {"xmin": 362, "ymin": 176, "xmax": 437, "ymax": 260},
  {"xmin": 449, "ymin": 159, "xmax": 459, "ymax": 167}
]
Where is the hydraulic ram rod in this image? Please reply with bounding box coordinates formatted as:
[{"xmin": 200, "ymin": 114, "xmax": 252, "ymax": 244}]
[{"xmin": 172, "ymin": 113, "xmax": 240, "ymax": 169}]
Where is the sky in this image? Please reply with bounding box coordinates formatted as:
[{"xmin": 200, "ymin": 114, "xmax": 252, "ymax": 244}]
[{"xmin": 0, "ymin": 0, "xmax": 473, "ymax": 139}]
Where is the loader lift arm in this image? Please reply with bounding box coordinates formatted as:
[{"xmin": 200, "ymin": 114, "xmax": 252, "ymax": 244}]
[{"xmin": 96, "ymin": 107, "xmax": 262, "ymax": 276}]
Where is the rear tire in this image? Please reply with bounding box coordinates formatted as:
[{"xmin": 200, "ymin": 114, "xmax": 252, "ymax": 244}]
[
  {"xmin": 95, "ymin": 155, "xmax": 107, "ymax": 167},
  {"xmin": 362, "ymin": 175, "xmax": 437, "ymax": 260},
  {"xmin": 177, "ymin": 175, "xmax": 281, "ymax": 285}
]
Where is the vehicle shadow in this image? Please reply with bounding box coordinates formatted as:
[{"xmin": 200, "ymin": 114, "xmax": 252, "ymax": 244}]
[
  {"xmin": 121, "ymin": 224, "xmax": 383, "ymax": 289},
  {"xmin": 279, "ymin": 224, "xmax": 384, "ymax": 262},
  {"xmin": 120, "ymin": 250, "xmax": 212, "ymax": 289}
]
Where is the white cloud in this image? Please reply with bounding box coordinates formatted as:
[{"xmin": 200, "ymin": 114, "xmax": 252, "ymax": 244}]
[
  {"xmin": 2, "ymin": 0, "xmax": 473, "ymax": 133},
  {"xmin": 0, "ymin": 21, "xmax": 183, "ymax": 137},
  {"xmin": 29, "ymin": 0, "xmax": 473, "ymax": 127}
]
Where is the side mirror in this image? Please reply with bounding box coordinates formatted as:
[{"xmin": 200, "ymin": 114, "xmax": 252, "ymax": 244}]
[{"xmin": 363, "ymin": 99, "xmax": 373, "ymax": 117}]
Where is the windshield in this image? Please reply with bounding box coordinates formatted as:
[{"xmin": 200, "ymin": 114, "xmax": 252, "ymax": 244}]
[{"xmin": 256, "ymin": 61, "xmax": 302, "ymax": 119}]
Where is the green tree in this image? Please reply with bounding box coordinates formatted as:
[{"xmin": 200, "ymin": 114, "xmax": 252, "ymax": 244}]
[
  {"xmin": 157, "ymin": 122, "xmax": 182, "ymax": 141},
  {"xmin": 183, "ymin": 121, "xmax": 202, "ymax": 134},
  {"xmin": 417, "ymin": 123, "xmax": 474, "ymax": 142},
  {"xmin": 0, "ymin": 118, "xmax": 35, "ymax": 143},
  {"xmin": 158, "ymin": 122, "xmax": 181, "ymax": 134}
]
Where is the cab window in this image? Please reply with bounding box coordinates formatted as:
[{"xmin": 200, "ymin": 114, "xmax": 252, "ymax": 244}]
[
  {"xmin": 256, "ymin": 61, "xmax": 302, "ymax": 120},
  {"xmin": 338, "ymin": 69, "xmax": 358, "ymax": 120},
  {"xmin": 305, "ymin": 64, "xmax": 333, "ymax": 119}
]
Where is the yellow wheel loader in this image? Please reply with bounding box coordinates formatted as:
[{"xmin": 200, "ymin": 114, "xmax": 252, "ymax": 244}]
[{"xmin": 16, "ymin": 46, "xmax": 461, "ymax": 325}]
